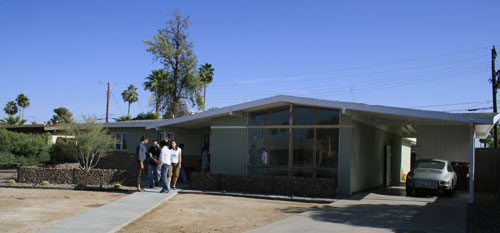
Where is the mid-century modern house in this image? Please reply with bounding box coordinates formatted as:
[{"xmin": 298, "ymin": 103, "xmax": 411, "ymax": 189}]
[{"xmin": 104, "ymin": 95, "xmax": 499, "ymax": 201}]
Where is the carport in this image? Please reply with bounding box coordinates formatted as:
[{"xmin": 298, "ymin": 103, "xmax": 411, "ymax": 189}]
[{"xmin": 350, "ymin": 108, "xmax": 500, "ymax": 203}]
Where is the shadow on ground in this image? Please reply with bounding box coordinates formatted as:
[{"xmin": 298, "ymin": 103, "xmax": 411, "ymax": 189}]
[{"xmin": 301, "ymin": 187, "xmax": 467, "ymax": 233}]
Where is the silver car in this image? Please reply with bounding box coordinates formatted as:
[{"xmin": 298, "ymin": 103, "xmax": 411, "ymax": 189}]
[{"xmin": 406, "ymin": 159, "xmax": 457, "ymax": 196}]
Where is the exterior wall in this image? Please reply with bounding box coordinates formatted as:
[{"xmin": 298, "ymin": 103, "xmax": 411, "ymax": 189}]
[
  {"xmin": 416, "ymin": 125, "xmax": 470, "ymax": 162},
  {"xmin": 401, "ymin": 139, "xmax": 412, "ymax": 176},
  {"xmin": 475, "ymin": 148, "xmax": 500, "ymax": 191},
  {"xmin": 107, "ymin": 127, "xmax": 158, "ymax": 155},
  {"xmin": 337, "ymin": 113, "xmax": 352, "ymax": 196},
  {"xmin": 350, "ymin": 120, "xmax": 402, "ymax": 193},
  {"xmin": 166, "ymin": 128, "xmax": 210, "ymax": 156},
  {"xmin": 210, "ymin": 115, "xmax": 247, "ymax": 175}
]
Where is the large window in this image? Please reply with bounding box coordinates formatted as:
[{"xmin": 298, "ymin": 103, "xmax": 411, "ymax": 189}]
[
  {"xmin": 248, "ymin": 129, "xmax": 268, "ymax": 166},
  {"xmin": 293, "ymin": 129, "xmax": 313, "ymax": 167},
  {"xmin": 114, "ymin": 132, "xmax": 128, "ymax": 151},
  {"xmin": 247, "ymin": 105, "xmax": 341, "ymax": 179},
  {"xmin": 270, "ymin": 128, "xmax": 289, "ymax": 166}
]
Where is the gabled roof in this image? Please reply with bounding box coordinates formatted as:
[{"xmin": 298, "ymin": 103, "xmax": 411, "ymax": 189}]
[
  {"xmin": 147, "ymin": 95, "xmax": 498, "ymax": 127},
  {"xmin": 103, "ymin": 95, "xmax": 500, "ymax": 138}
]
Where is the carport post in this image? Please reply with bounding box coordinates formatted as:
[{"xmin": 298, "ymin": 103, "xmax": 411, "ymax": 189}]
[{"xmin": 469, "ymin": 121, "xmax": 475, "ymax": 204}]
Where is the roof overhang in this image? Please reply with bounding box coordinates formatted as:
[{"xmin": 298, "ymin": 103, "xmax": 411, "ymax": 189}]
[{"xmin": 144, "ymin": 95, "xmax": 500, "ymax": 131}]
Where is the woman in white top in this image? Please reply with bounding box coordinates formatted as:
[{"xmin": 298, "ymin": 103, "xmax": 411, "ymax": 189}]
[
  {"xmin": 158, "ymin": 140, "xmax": 171, "ymax": 193},
  {"xmin": 168, "ymin": 140, "xmax": 182, "ymax": 190}
]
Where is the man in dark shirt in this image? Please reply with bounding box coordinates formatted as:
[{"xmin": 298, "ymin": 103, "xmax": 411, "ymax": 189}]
[
  {"xmin": 136, "ymin": 136, "xmax": 149, "ymax": 192},
  {"xmin": 147, "ymin": 140, "xmax": 161, "ymax": 188}
]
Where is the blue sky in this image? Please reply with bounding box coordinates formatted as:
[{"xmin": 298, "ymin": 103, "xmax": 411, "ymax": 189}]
[{"xmin": 0, "ymin": 0, "xmax": 498, "ymax": 123}]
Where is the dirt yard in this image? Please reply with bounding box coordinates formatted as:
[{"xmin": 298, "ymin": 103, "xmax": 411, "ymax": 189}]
[
  {"xmin": 0, "ymin": 188, "xmax": 126, "ymax": 233},
  {"xmin": 119, "ymin": 193, "xmax": 325, "ymax": 233}
]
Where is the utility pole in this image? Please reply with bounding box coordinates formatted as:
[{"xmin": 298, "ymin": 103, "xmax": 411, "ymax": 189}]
[
  {"xmin": 100, "ymin": 82, "xmax": 116, "ymax": 122},
  {"xmin": 492, "ymin": 46, "xmax": 500, "ymax": 148}
]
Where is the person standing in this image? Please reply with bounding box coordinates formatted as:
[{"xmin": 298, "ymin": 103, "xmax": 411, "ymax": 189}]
[
  {"xmin": 147, "ymin": 140, "xmax": 161, "ymax": 188},
  {"xmin": 168, "ymin": 140, "xmax": 182, "ymax": 190},
  {"xmin": 136, "ymin": 136, "xmax": 149, "ymax": 192},
  {"xmin": 158, "ymin": 140, "xmax": 171, "ymax": 193},
  {"xmin": 201, "ymin": 144, "xmax": 210, "ymax": 173},
  {"xmin": 178, "ymin": 144, "xmax": 188, "ymax": 183}
]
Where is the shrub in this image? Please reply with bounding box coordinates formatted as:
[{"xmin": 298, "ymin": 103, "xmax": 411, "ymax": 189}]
[
  {"xmin": 42, "ymin": 181, "xmax": 49, "ymax": 185},
  {"xmin": 50, "ymin": 137, "xmax": 78, "ymax": 164},
  {"xmin": 114, "ymin": 183, "xmax": 122, "ymax": 189},
  {"xmin": 63, "ymin": 116, "xmax": 116, "ymax": 171},
  {"xmin": 8, "ymin": 179, "xmax": 15, "ymax": 184},
  {"xmin": 0, "ymin": 129, "xmax": 51, "ymax": 165}
]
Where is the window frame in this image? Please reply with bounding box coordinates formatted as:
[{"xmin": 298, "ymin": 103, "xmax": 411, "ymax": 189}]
[
  {"xmin": 113, "ymin": 132, "xmax": 128, "ymax": 151},
  {"xmin": 246, "ymin": 104, "xmax": 346, "ymax": 179}
]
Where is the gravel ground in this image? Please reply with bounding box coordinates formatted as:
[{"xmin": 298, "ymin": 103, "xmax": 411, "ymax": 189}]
[
  {"xmin": 0, "ymin": 188, "xmax": 126, "ymax": 233},
  {"xmin": 467, "ymin": 192, "xmax": 500, "ymax": 233},
  {"xmin": 119, "ymin": 193, "xmax": 324, "ymax": 233}
]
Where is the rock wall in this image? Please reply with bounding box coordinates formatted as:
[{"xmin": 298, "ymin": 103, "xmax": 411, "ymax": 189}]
[
  {"xmin": 190, "ymin": 173, "xmax": 336, "ymax": 198},
  {"xmin": 17, "ymin": 167, "xmax": 136, "ymax": 186}
]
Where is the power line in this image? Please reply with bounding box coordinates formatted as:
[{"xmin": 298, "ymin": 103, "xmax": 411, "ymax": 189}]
[
  {"xmin": 110, "ymin": 91, "xmax": 125, "ymax": 116},
  {"xmin": 408, "ymin": 101, "xmax": 491, "ymax": 109}
]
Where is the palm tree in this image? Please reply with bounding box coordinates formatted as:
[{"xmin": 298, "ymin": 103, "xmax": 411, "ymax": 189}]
[
  {"xmin": 3, "ymin": 101, "xmax": 18, "ymax": 116},
  {"xmin": 144, "ymin": 69, "xmax": 168, "ymax": 114},
  {"xmin": 121, "ymin": 85, "xmax": 139, "ymax": 117},
  {"xmin": 198, "ymin": 63, "xmax": 214, "ymax": 111},
  {"xmin": 15, "ymin": 94, "xmax": 30, "ymax": 120},
  {"xmin": 0, "ymin": 115, "xmax": 26, "ymax": 125}
]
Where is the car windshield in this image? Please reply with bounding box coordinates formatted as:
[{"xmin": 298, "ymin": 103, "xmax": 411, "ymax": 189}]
[{"xmin": 416, "ymin": 161, "xmax": 445, "ymax": 169}]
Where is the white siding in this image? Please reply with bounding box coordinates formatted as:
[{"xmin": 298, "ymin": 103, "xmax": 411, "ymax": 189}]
[{"xmin": 416, "ymin": 125, "xmax": 470, "ymax": 162}]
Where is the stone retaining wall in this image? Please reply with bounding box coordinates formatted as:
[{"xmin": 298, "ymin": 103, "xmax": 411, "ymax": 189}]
[
  {"xmin": 189, "ymin": 173, "xmax": 336, "ymax": 198},
  {"xmin": 17, "ymin": 167, "xmax": 136, "ymax": 186}
]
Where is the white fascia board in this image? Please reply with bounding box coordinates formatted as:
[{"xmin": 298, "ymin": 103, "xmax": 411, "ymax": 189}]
[
  {"xmin": 474, "ymin": 114, "xmax": 500, "ymax": 139},
  {"xmin": 145, "ymin": 96, "xmax": 289, "ymax": 130},
  {"xmin": 145, "ymin": 95, "xmax": 498, "ymax": 130},
  {"xmin": 281, "ymin": 96, "xmax": 494, "ymax": 124}
]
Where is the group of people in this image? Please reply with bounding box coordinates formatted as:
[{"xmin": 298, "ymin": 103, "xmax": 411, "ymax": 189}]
[{"xmin": 136, "ymin": 136, "xmax": 183, "ymax": 193}]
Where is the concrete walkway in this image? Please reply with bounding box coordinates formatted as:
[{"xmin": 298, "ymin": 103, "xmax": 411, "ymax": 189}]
[
  {"xmin": 37, "ymin": 187, "xmax": 176, "ymax": 233},
  {"xmin": 246, "ymin": 187, "xmax": 468, "ymax": 233}
]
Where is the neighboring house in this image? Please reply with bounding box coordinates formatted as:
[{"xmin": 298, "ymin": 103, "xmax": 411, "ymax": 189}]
[
  {"xmin": 104, "ymin": 95, "xmax": 499, "ymax": 200},
  {"xmin": 0, "ymin": 124, "xmax": 70, "ymax": 144}
]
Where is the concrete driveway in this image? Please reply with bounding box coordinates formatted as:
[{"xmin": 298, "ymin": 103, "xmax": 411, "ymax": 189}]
[{"xmin": 246, "ymin": 186, "xmax": 468, "ymax": 233}]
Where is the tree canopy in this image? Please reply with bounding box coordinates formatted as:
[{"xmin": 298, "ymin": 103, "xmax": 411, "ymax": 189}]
[
  {"xmin": 143, "ymin": 10, "xmax": 204, "ymax": 118},
  {"xmin": 198, "ymin": 63, "xmax": 215, "ymax": 110},
  {"xmin": 121, "ymin": 84, "xmax": 139, "ymax": 117},
  {"xmin": 15, "ymin": 94, "xmax": 30, "ymax": 120},
  {"xmin": 49, "ymin": 107, "xmax": 74, "ymax": 124},
  {"xmin": 0, "ymin": 116, "xmax": 26, "ymax": 125},
  {"xmin": 144, "ymin": 69, "xmax": 168, "ymax": 114},
  {"xmin": 3, "ymin": 101, "xmax": 18, "ymax": 116},
  {"xmin": 116, "ymin": 112, "xmax": 160, "ymax": 122}
]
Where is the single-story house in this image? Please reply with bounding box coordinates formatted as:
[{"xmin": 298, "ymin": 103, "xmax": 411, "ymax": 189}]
[
  {"xmin": 0, "ymin": 124, "xmax": 71, "ymax": 144},
  {"xmin": 104, "ymin": 95, "xmax": 499, "ymax": 202}
]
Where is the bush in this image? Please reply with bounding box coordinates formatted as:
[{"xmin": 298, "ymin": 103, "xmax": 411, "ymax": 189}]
[
  {"xmin": 8, "ymin": 179, "xmax": 15, "ymax": 184},
  {"xmin": 50, "ymin": 137, "xmax": 78, "ymax": 164},
  {"xmin": 114, "ymin": 183, "xmax": 122, "ymax": 189},
  {"xmin": 0, "ymin": 129, "xmax": 51, "ymax": 165},
  {"xmin": 42, "ymin": 181, "xmax": 49, "ymax": 185}
]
